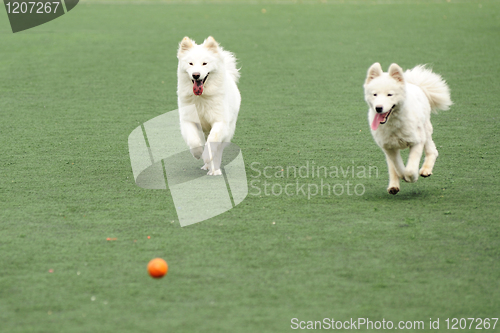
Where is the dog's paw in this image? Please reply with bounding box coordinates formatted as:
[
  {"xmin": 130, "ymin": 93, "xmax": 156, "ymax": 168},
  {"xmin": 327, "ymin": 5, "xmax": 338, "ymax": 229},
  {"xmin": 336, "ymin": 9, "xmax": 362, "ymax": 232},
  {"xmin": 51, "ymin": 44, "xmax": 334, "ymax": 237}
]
[
  {"xmin": 387, "ymin": 187, "xmax": 400, "ymax": 195},
  {"xmin": 190, "ymin": 146, "xmax": 203, "ymax": 159},
  {"xmin": 201, "ymin": 163, "xmax": 209, "ymax": 171},
  {"xmin": 419, "ymin": 167, "xmax": 432, "ymax": 178},
  {"xmin": 207, "ymin": 169, "xmax": 222, "ymax": 176},
  {"xmin": 403, "ymin": 172, "xmax": 418, "ymax": 183}
]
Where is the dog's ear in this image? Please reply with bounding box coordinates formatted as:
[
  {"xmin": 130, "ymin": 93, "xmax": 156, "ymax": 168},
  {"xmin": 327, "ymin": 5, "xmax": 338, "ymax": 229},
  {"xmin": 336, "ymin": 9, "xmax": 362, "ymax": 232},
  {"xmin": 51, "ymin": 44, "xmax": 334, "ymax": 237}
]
[
  {"xmin": 365, "ymin": 63, "xmax": 383, "ymax": 84},
  {"xmin": 178, "ymin": 37, "xmax": 194, "ymax": 58},
  {"xmin": 203, "ymin": 36, "xmax": 219, "ymax": 53},
  {"xmin": 388, "ymin": 63, "xmax": 405, "ymax": 83}
]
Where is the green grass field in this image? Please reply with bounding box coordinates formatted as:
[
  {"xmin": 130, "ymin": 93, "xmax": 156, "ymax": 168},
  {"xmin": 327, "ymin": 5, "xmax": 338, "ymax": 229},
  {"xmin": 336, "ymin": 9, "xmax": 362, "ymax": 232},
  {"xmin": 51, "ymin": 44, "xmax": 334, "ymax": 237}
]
[{"xmin": 1, "ymin": 1, "xmax": 499, "ymax": 332}]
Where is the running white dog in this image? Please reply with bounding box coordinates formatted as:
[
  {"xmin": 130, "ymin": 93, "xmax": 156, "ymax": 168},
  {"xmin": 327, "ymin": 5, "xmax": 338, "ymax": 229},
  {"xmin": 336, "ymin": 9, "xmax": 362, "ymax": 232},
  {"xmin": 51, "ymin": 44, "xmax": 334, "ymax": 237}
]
[
  {"xmin": 177, "ymin": 36, "xmax": 241, "ymax": 175},
  {"xmin": 364, "ymin": 63, "xmax": 452, "ymax": 194}
]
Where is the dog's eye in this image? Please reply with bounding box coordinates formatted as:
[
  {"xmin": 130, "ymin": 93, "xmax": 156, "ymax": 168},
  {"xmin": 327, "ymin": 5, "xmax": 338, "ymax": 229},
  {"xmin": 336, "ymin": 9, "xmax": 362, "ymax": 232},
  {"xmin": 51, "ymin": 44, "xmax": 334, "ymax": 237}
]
[
  {"xmin": 202, "ymin": 62, "xmax": 207, "ymax": 66},
  {"xmin": 387, "ymin": 94, "xmax": 393, "ymax": 97},
  {"xmin": 373, "ymin": 93, "xmax": 377, "ymax": 97},
  {"xmin": 189, "ymin": 62, "xmax": 193, "ymax": 66}
]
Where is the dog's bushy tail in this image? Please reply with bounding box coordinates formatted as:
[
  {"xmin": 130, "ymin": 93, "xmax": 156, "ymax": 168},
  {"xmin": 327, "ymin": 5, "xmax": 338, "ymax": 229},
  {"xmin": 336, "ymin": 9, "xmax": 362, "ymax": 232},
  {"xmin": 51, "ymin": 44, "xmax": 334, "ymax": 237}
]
[
  {"xmin": 221, "ymin": 49, "xmax": 241, "ymax": 83},
  {"xmin": 404, "ymin": 65, "xmax": 452, "ymax": 113}
]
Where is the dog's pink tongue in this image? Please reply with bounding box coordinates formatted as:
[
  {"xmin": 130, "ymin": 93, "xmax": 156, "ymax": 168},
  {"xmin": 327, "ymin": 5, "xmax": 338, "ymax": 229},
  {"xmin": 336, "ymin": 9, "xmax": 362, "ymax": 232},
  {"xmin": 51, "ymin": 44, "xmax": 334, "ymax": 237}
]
[
  {"xmin": 371, "ymin": 113, "xmax": 385, "ymax": 131},
  {"xmin": 193, "ymin": 80, "xmax": 204, "ymax": 96}
]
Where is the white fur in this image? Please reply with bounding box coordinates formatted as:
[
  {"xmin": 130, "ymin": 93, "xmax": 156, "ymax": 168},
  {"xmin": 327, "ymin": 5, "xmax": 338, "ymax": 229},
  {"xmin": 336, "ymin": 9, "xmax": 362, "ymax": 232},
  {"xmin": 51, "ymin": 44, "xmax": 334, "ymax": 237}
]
[
  {"xmin": 177, "ymin": 36, "xmax": 241, "ymax": 175},
  {"xmin": 364, "ymin": 62, "xmax": 452, "ymax": 194}
]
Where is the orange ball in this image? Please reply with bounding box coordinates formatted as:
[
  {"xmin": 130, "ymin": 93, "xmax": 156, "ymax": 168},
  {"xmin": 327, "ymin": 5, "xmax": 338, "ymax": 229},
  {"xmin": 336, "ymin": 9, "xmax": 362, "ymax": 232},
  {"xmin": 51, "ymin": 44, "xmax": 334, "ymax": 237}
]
[{"xmin": 147, "ymin": 258, "xmax": 168, "ymax": 278}]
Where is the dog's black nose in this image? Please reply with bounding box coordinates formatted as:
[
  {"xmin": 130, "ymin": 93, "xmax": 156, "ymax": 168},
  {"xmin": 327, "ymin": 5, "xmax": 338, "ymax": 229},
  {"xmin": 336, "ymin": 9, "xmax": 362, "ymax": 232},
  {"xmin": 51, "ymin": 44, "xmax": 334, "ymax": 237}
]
[
  {"xmin": 192, "ymin": 72, "xmax": 200, "ymax": 80},
  {"xmin": 375, "ymin": 106, "xmax": 383, "ymax": 113}
]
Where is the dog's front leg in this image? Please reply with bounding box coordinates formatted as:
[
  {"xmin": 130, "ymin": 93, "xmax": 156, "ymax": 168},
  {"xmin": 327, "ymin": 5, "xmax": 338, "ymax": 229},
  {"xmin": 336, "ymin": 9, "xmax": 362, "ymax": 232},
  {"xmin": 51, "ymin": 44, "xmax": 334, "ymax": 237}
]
[
  {"xmin": 404, "ymin": 143, "xmax": 424, "ymax": 183},
  {"xmin": 201, "ymin": 141, "xmax": 222, "ymax": 175},
  {"xmin": 202, "ymin": 122, "xmax": 231, "ymax": 176},
  {"xmin": 383, "ymin": 148, "xmax": 405, "ymax": 195},
  {"xmin": 180, "ymin": 120, "xmax": 205, "ymax": 159}
]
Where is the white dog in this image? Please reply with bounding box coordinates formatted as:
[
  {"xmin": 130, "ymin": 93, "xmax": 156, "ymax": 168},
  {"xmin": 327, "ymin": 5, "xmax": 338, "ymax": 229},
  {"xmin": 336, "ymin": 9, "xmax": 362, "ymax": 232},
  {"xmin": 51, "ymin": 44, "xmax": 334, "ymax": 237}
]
[
  {"xmin": 177, "ymin": 36, "xmax": 241, "ymax": 175},
  {"xmin": 364, "ymin": 63, "xmax": 452, "ymax": 194}
]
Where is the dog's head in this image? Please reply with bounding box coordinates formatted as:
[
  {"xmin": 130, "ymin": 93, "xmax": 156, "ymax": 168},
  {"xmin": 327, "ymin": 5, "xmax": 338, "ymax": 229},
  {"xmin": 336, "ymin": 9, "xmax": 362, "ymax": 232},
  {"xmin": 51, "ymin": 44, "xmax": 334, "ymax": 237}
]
[
  {"xmin": 177, "ymin": 36, "xmax": 221, "ymax": 96},
  {"xmin": 364, "ymin": 63, "xmax": 406, "ymax": 130}
]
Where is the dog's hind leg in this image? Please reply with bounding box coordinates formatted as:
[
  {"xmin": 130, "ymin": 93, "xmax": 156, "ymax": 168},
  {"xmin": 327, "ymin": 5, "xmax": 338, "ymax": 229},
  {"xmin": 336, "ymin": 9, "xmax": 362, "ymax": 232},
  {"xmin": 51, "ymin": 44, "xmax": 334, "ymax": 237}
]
[
  {"xmin": 383, "ymin": 148, "xmax": 405, "ymax": 194},
  {"xmin": 404, "ymin": 143, "xmax": 424, "ymax": 183},
  {"xmin": 419, "ymin": 138, "xmax": 438, "ymax": 177}
]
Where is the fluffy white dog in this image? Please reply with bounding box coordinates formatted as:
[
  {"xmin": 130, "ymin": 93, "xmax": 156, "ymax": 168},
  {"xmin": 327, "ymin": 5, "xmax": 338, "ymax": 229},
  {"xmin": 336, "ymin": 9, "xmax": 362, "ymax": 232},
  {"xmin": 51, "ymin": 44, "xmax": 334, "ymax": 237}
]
[
  {"xmin": 364, "ymin": 63, "xmax": 452, "ymax": 194},
  {"xmin": 177, "ymin": 36, "xmax": 241, "ymax": 175}
]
